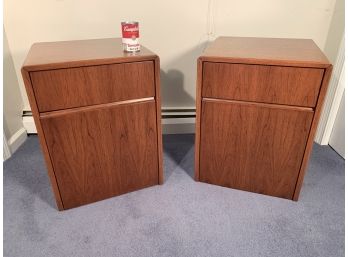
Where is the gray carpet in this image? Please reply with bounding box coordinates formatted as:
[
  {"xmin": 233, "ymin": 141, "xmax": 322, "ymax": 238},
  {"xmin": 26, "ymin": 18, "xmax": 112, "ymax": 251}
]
[{"xmin": 4, "ymin": 134, "xmax": 344, "ymax": 257}]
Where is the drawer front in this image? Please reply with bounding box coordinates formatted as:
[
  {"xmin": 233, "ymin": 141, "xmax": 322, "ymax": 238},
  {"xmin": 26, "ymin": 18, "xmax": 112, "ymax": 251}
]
[
  {"xmin": 31, "ymin": 61, "xmax": 155, "ymax": 112},
  {"xmin": 199, "ymin": 99, "xmax": 313, "ymax": 199},
  {"xmin": 202, "ymin": 62, "xmax": 324, "ymax": 107},
  {"xmin": 40, "ymin": 100, "xmax": 159, "ymax": 209}
]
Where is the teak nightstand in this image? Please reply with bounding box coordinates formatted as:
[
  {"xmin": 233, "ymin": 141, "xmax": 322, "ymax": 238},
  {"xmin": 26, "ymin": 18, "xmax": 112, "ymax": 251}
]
[
  {"xmin": 195, "ymin": 37, "xmax": 332, "ymax": 200},
  {"xmin": 22, "ymin": 38, "xmax": 163, "ymax": 210}
]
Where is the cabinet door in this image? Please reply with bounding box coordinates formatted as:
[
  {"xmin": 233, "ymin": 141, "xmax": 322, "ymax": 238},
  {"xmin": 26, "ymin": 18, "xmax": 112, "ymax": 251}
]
[
  {"xmin": 40, "ymin": 101, "xmax": 159, "ymax": 209},
  {"xmin": 199, "ymin": 99, "xmax": 313, "ymax": 199}
]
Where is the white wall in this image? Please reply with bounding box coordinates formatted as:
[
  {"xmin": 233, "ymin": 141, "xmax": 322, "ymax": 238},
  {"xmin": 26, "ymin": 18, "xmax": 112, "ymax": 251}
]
[
  {"xmin": 3, "ymin": 28, "xmax": 27, "ymax": 156},
  {"xmin": 315, "ymin": 0, "xmax": 344, "ymax": 144},
  {"xmin": 323, "ymin": 0, "xmax": 344, "ymax": 63},
  {"xmin": 4, "ymin": 0, "xmax": 336, "ymax": 110}
]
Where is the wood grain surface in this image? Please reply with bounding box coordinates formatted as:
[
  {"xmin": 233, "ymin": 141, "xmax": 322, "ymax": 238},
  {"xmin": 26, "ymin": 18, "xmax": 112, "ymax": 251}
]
[
  {"xmin": 21, "ymin": 68, "xmax": 64, "ymax": 210},
  {"xmin": 195, "ymin": 37, "xmax": 332, "ymax": 200},
  {"xmin": 202, "ymin": 62, "xmax": 324, "ymax": 107},
  {"xmin": 22, "ymin": 38, "xmax": 157, "ymax": 71},
  {"xmin": 194, "ymin": 58, "xmax": 203, "ymax": 181},
  {"xmin": 31, "ymin": 61, "xmax": 155, "ymax": 112},
  {"xmin": 199, "ymin": 99, "xmax": 313, "ymax": 199},
  {"xmin": 154, "ymin": 57, "xmax": 164, "ymax": 184},
  {"xmin": 293, "ymin": 65, "xmax": 333, "ymax": 200},
  {"xmin": 21, "ymin": 38, "xmax": 163, "ymax": 210},
  {"xmin": 201, "ymin": 37, "xmax": 331, "ymax": 68},
  {"xmin": 40, "ymin": 100, "xmax": 159, "ymax": 209}
]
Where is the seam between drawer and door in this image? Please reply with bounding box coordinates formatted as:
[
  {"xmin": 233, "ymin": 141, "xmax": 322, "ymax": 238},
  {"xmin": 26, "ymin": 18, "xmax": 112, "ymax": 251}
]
[
  {"xmin": 202, "ymin": 98, "xmax": 314, "ymax": 112},
  {"xmin": 39, "ymin": 97, "xmax": 155, "ymax": 118}
]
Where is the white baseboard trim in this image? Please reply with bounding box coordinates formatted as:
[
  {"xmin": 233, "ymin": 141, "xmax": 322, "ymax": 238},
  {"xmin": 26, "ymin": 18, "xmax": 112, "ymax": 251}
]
[
  {"xmin": 23, "ymin": 116, "xmax": 37, "ymax": 134},
  {"xmin": 3, "ymin": 132, "xmax": 11, "ymax": 161},
  {"xmin": 8, "ymin": 127, "xmax": 27, "ymax": 154},
  {"xmin": 162, "ymin": 118, "xmax": 195, "ymax": 134}
]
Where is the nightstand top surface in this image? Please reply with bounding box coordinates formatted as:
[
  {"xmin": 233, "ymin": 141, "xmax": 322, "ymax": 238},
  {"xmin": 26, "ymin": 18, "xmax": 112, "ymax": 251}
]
[
  {"xmin": 201, "ymin": 37, "xmax": 331, "ymax": 68},
  {"xmin": 23, "ymin": 38, "xmax": 157, "ymax": 71}
]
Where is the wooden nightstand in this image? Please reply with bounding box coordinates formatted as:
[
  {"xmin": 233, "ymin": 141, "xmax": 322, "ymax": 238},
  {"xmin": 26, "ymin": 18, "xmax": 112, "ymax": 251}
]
[
  {"xmin": 195, "ymin": 37, "xmax": 332, "ymax": 200},
  {"xmin": 22, "ymin": 38, "xmax": 163, "ymax": 210}
]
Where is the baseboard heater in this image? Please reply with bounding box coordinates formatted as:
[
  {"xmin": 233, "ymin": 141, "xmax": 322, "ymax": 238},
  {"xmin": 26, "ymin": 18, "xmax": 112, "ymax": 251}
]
[{"xmin": 23, "ymin": 108, "xmax": 196, "ymax": 135}]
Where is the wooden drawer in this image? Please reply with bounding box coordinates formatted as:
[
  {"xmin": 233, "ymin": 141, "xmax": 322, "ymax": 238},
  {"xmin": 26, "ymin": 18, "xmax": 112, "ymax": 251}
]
[
  {"xmin": 31, "ymin": 61, "xmax": 155, "ymax": 112},
  {"xmin": 202, "ymin": 62, "xmax": 324, "ymax": 107}
]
